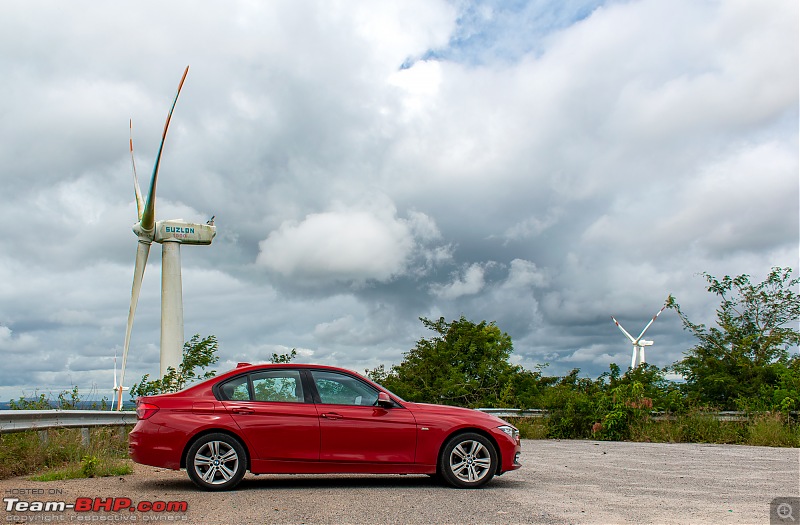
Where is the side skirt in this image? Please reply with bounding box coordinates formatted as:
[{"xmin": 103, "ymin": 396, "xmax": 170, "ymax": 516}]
[{"xmin": 250, "ymin": 459, "xmax": 436, "ymax": 475}]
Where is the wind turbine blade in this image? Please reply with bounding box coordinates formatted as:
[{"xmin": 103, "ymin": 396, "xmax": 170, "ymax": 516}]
[
  {"xmin": 141, "ymin": 65, "xmax": 190, "ymax": 231},
  {"xmin": 118, "ymin": 241, "xmax": 151, "ymax": 409},
  {"xmin": 130, "ymin": 120, "xmax": 144, "ymax": 221},
  {"xmin": 635, "ymin": 303, "xmax": 668, "ymax": 341},
  {"xmin": 611, "ymin": 316, "xmax": 636, "ymax": 343}
]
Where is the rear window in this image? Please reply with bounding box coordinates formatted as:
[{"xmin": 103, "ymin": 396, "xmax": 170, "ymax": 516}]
[{"xmin": 219, "ymin": 375, "xmax": 250, "ymax": 401}]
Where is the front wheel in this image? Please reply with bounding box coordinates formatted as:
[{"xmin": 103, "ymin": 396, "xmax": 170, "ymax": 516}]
[
  {"xmin": 186, "ymin": 433, "xmax": 247, "ymax": 491},
  {"xmin": 439, "ymin": 432, "xmax": 497, "ymax": 488}
]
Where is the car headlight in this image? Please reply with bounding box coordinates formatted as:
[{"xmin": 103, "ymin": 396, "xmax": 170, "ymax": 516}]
[{"xmin": 498, "ymin": 425, "xmax": 519, "ymax": 441}]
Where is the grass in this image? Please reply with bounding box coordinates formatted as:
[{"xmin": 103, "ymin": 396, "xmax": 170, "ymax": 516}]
[
  {"xmin": 505, "ymin": 416, "xmax": 549, "ymax": 439},
  {"xmin": 630, "ymin": 411, "xmax": 800, "ymax": 446},
  {"xmin": 509, "ymin": 411, "xmax": 800, "ymax": 447},
  {"xmin": 30, "ymin": 457, "xmax": 133, "ymax": 481},
  {"xmin": 0, "ymin": 426, "xmax": 133, "ymax": 480},
  {"xmin": 746, "ymin": 413, "xmax": 800, "ymax": 447}
]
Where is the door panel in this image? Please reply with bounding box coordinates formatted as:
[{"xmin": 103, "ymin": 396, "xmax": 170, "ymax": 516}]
[
  {"xmin": 309, "ymin": 370, "xmax": 417, "ymax": 463},
  {"xmin": 220, "ymin": 370, "xmax": 319, "ymax": 461},
  {"xmin": 317, "ymin": 405, "xmax": 417, "ymax": 462}
]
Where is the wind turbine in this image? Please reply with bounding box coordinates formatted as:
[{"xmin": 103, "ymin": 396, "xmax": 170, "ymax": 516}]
[
  {"xmin": 110, "ymin": 351, "xmax": 128, "ymax": 411},
  {"xmin": 116, "ymin": 66, "xmax": 216, "ymax": 410},
  {"xmin": 611, "ymin": 301, "xmax": 668, "ymax": 369}
]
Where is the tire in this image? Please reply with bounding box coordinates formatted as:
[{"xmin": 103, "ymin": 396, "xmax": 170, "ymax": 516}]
[
  {"xmin": 439, "ymin": 432, "xmax": 497, "ymax": 489},
  {"xmin": 186, "ymin": 433, "xmax": 247, "ymax": 491}
]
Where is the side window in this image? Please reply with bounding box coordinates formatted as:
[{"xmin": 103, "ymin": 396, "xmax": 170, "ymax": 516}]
[
  {"xmin": 311, "ymin": 370, "xmax": 379, "ymax": 406},
  {"xmin": 251, "ymin": 370, "xmax": 304, "ymax": 403},
  {"xmin": 219, "ymin": 375, "xmax": 250, "ymax": 401}
]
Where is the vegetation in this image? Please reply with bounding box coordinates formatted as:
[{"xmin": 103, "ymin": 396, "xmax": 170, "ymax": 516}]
[
  {"xmin": 9, "ymin": 385, "xmax": 109, "ymax": 410},
  {"xmin": 270, "ymin": 349, "xmax": 298, "ymax": 363},
  {"xmin": 0, "ymin": 426, "xmax": 132, "ymax": 480},
  {"xmin": 29, "ymin": 455, "xmax": 132, "ymax": 482},
  {"xmin": 368, "ymin": 268, "xmax": 800, "ymax": 445},
  {"xmin": 667, "ymin": 267, "xmax": 800, "ymax": 411},
  {"xmin": 371, "ymin": 316, "xmax": 522, "ymax": 408},
  {"xmin": 130, "ymin": 334, "xmax": 219, "ymax": 397}
]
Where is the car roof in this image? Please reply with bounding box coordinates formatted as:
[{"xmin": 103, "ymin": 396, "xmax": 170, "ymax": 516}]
[
  {"xmin": 226, "ymin": 362, "xmax": 356, "ymax": 373},
  {"xmin": 198, "ymin": 362, "xmax": 368, "ymax": 386}
]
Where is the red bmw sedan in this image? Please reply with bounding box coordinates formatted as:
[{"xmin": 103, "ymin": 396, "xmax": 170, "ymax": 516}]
[{"xmin": 129, "ymin": 363, "xmax": 522, "ymax": 491}]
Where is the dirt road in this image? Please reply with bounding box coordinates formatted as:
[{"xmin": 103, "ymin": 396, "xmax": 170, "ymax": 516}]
[{"xmin": 2, "ymin": 440, "xmax": 797, "ymax": 524}]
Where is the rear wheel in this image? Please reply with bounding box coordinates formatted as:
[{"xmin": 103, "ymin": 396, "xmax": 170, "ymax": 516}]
[
  {"xmin": 439, "ymin": 432, "xmax": 497, "ymax": 489},
  {"xmin": 186, "ymin": 433, "xmax": 247, "ymax": 491}
]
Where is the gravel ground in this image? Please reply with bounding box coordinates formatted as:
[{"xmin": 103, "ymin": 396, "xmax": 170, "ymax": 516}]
[{"xmin": 1, "ymin": 439, "xmax": 797, "ymax": 524}]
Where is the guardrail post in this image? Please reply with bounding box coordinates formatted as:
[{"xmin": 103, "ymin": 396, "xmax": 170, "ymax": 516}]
[
  {"xmin": 81, "ymin": 427, "xmax": 90, "ymax": 447},
  {"xmin": 38, "ymin": 430, "xmax": 48, "ymax": 444}
]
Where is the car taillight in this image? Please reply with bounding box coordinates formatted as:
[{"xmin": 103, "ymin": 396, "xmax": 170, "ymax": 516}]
[{"xmin": 136, "ymin": 402, "xmax": 159, "ymax": 420}]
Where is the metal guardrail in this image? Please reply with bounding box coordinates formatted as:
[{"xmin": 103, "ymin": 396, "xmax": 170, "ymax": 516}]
[
  {"xmin": 477, "ymin": 408, "xmax": 548, "ymax": 418},
  {"xmin": 478, "ymin": 408, "xmax": 796, "ymax": 422},
  {"xmin": 0, "ymin": 410, "xmax": 137, "ymax": 434}
]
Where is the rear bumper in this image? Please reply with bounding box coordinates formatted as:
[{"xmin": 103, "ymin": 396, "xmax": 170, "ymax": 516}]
[{"xmin": 129, "ymin": 420, "xmax": 184, "ymax": 470}]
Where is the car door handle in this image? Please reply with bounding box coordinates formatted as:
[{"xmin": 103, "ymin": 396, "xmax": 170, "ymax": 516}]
[
  {"xmin": 231, "ymin": 407, "xmax": 255, "ymax": 415},
  {"xmin": 320, "ymin": 412, "xmax": 343, "ymax": 420}
]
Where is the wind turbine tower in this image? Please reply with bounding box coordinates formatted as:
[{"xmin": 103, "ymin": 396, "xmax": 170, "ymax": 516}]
[
  {"xmin": 611, "ymin": 301, "xmax": 668, "ymax": 369},
  {"xmin": 116, "ymin": 66, "xmax": 216, "ymax": 410}
]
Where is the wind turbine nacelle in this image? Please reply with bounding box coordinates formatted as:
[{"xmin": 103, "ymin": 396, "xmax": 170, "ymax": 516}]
[
  {"xmin": 639, "ymin": 340, "xmax": 654, "ymax": 346},
  {"xmin": 155, "ymin": 220, "xmax": 216, "ymax": 245}
]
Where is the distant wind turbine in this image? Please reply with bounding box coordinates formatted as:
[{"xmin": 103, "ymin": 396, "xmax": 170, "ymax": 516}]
[
  {"xmin": 110, "ymin": 351, "xmax": 128, "ymax": 411},
  {"xmin": 116, "ymin": 66, "xmax": 216, "ymax": 410},
  {"xmin": 611, "ymin": 301, "xmax": 668, "ymax": 369}
]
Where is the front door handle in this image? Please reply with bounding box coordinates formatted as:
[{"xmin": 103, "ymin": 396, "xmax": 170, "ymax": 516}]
[
  {"xmin": 231, "ymin": 407, "xmax": 255, "ymax": 415},
  {"xmin": 320, "ymin": 412, "xmax": 343, "ymax": 420}
]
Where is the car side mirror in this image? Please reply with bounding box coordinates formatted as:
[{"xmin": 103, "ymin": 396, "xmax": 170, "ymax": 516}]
[{"xmin": 376, "ymin": 392, "xmax": 393, "ymax": 408}]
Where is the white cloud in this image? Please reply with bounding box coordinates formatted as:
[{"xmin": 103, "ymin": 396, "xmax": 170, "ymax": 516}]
[
  {"xmin": 504, "ymin": 259, "xmax": 549, "ymax": 289},
  {"xmin": 432, "ymin": 263, "xmax": 489, "ymax": 299},
  {"xmin": 502, "ymin": 212, "xmax": 562, "ymax": 242},
  {"xmin": 0, "ymin": 326, "xmax": 38, "ymax": 352},
  {"xmin": 256, "ymin": 198, "xmax": 445, "ymax": 285},
  {"xmin": 388, "ymin": 60, "xmax": 443, "ymax": 117}
]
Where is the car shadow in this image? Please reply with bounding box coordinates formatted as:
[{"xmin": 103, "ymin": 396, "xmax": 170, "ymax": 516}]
[
  {"xmin": 239, "ymin": 474, "xmax": 438, "ymax": 490},
  {"xmin": 130, "ymin": 472, "xmax": 525, "ymax": 491}
]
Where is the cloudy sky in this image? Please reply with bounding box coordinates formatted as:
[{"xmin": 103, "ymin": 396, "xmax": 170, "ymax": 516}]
[{"xmin": 0, "ymin": 0, "xmax": 797, "ymax": 403}]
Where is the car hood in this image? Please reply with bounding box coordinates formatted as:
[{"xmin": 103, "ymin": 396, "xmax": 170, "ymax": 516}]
[{"xmin": 402, "ymin": 401, "xmax": 507, "ymax": 424}]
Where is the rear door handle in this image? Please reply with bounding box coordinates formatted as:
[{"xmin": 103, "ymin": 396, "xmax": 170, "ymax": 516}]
[
  {"xmin": 320, "ymin": 412, "xmax": 343, "ymax": 420},
  {"xmin": 231, "ymin": 407, "xmax": 255, "ymax": 415}
]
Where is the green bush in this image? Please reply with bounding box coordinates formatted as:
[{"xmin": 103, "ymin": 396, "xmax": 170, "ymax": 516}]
[{"xmin": 746, "ymin": 413, "xmax": 800, "ymax": 447}]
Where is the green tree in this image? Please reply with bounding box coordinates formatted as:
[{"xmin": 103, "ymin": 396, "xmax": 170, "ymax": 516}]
[
  {"xmin": 602, "ymin": 363, "xmax": 685, "ymax": 413},
  {"xmin": 538, "ymin": 368, "xmax": 606, "ymax": 439},
  {"xmin": 130, "ymin": 334, "xmax": 219, "ymax": 397},
  {"xmin": 376, "ymin": 316, "xmax": 519, "ymax": 408},
  {"xmin": 270, "ymin": 349, "xmax": 297, "ymax": 363},
  {"xmin": 668, "ymin": 267, "xmax": 800, "ymax": 409}
]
